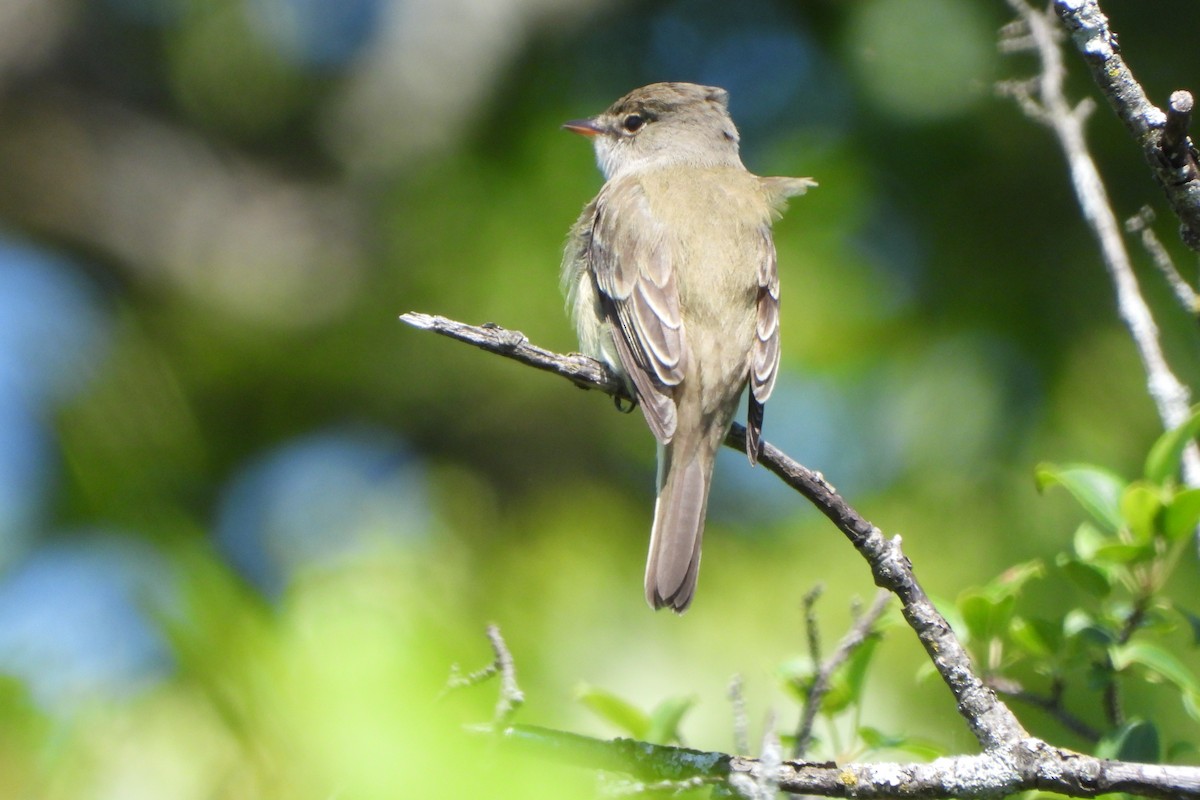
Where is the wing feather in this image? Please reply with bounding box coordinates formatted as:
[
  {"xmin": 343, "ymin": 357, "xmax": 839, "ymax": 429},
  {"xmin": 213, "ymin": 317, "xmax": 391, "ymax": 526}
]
[
  {"xmin": 747, "ymin": 227, "xmax": 781, "ymax": 463},
  {"xmin": 751, "ymin": 228, "xmax": 781, "ymax": 404},
  {"xmin": 587, "ymin": 178, "xmax": 685, "ymax": 443}
]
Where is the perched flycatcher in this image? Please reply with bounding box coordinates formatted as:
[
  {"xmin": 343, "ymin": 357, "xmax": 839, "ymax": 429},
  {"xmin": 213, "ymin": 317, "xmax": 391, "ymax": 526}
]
[{"xmin": 562, "ymin": 82, "xmax": 814, "ymax": 612}]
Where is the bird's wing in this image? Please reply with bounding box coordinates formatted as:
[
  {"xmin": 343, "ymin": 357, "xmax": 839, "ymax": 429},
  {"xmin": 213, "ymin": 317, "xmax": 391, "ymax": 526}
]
[
  {"xmin": 587, "ymin": 178, "xmax": 684, "ymax": 444},
  {"xmin": 746, "ymin": 226, "xmax": 780, "ymax": 463},
  {"xmin": 746, "ymin": 175, "xmax": 813, "ymax": 463}
]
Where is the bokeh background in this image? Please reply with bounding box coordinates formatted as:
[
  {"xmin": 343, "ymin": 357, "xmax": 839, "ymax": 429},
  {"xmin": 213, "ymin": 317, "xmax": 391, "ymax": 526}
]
[{"xmin": 0, "ymin": 0, "xmax": 1197, "ymax": 796}]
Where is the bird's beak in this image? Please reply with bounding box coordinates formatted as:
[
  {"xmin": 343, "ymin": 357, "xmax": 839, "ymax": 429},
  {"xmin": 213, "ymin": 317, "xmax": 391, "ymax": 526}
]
[{"xmin": 562, "ymin": 117, "xmax": 603, "ymax": 137}]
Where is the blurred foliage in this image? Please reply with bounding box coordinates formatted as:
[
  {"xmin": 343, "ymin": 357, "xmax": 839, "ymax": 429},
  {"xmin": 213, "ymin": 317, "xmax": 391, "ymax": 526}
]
[
  {"xmin": 0, "ymin": 0, "xmax": 1197, "ymax": 796},
  {"xmin": 953, "ymin": 413, "xmax": 1200, "ymax": 762}
]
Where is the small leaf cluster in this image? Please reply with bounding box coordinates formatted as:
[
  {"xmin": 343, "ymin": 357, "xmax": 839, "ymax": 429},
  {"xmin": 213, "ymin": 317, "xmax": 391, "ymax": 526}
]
[{"xmin": 955, "ymin": 411, "xmax": 1200, "ymax": 762}]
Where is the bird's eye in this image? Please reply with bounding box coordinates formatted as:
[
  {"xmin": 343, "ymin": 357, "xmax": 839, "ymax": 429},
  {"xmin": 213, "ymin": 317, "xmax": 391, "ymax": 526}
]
[{"xmin": 622, "ymin": 114, "xmax": 645, "ymax": 133}]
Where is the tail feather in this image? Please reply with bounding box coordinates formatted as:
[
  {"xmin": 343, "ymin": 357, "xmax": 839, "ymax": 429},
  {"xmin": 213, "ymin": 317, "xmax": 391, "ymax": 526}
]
[
  {"xmin": 746, "ymin": 393, "xmax": 765, "ymax": 465},
  {"xmin": 645, "ymin": 445, "xmax": 712, "ymax": 613}
]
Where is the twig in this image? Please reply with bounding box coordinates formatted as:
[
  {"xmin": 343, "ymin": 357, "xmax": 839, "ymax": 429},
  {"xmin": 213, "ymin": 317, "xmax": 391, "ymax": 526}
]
[
  {"xmin": 1125, "ymin": 206, "xmax": 1199, "ymax": 314},
  {"xmin": 1100, "ymin": 592, "xmax": 1151, "ymax": 729},
  {"xmin": 1162, "ymin": 91, "xmax": 1198, "ymax": 181},
  {"xmin": 1002, "ymin": 1, "xmax": 1200, "ymax": 492},
  {"xmin": 792, "ymin": 589, "xmax": 891, "ymax": 759},
  {"xmin": 803, "ymin": 585, "xmax": 825, "ymax": 672},
  {"xmin": 988, "ymin": 676, "xmax": 1101, "ymax": 743},
  {"xmin": 402, "ymin": 313, "xmax": 1028, "ymax": 751},
  {"xmin": 729, "ymin": 674, "xmax": 750, "ymax": 756},
  {"xmin": 399, "ymin": 312, "xmax": 626, "ymax": 397},
  {"xmin": 488, "ymin": 625, "xmax": 525, "ymax": 727},
  {"xmin": 442, "ymin": 623, "xmax": 525, "ymax": 728},
  {"xmin": 1053, "ymin": 0, "xmax": 1200, "ymax": 251},
  {"xmin": 728, "ymin": 710, "xmax": 781, "ymax": 800}
]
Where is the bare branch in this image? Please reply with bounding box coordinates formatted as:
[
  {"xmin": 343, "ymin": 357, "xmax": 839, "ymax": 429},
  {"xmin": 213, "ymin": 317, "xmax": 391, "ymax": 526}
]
[
  {"xmin": 494, "ymin": 723, "xmax": 1200, "ymax": 799},
  {"xmin": 413, "ymin": 314, "xmax": 1200, "ymax": 797},
  {"xmin": 1053, "ymin": 0, "xmax": 1200, "ymax": 251},
  {"xmin": 441, "ymin": 623, "xmax": 525, "ymax": 728},
  {"xmin": 399, "ymin": 312, "xmax": 626, "ymax": 397},
  {"xmin": 1003, "ymin": 1, "xmax": 1200, "ymax": 489},
  {"xmin": 728, "ymin": 674, "xmax": 750, "ymax": 756},
  {"xmin": 1126, "ymin": 206, "xmax": 1199, "ymax": 314},
  {"xmin": 803, "ymin": 585, "xmax": 825, "ymax": 669},
  {"xmin": 1163, "ymin": 90, "xmax": 1197, "ymax": 177},
  {"xmin": 487, "ymin": 624, "xmax": 525, "ymax": 727},
  {"xmin": 402, "ymin": 313, "xmax": 1027, "ymax": 751},
  {"xmin": 792, "ymin": 589, "xmax": 891, "ymax": 759}
]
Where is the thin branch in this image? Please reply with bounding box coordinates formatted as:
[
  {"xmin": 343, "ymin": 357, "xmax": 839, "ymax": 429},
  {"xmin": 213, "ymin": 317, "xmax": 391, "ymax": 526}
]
[
  {"xmin": 488, "ymin": 624, "xmax": 525, "ymax": 727},
  {"xmin": 792, "ymin": 589, "xmax": 891, "ymax": 759},
  {"xmin": 441, "ymin": 623, "xmax": 525, "ymax": 728},
  {"xmin": 1003, "ymin": 0, "xmax": 1200, "ymax": 491},
  {"xmin": 988, "ymin": 676, "xmax": 1101, "ymax": 743},
  {"xmin": 411, "ymin": 313, "xmax": 1200, "ymax": 797},
  {"xmin": 401, "ymin": 312, "xmax": 1028, "ymax": 752},
  {"xmin": 399, "ymin": 312, "xmax": 626, "ymax": 397},
  {"xmin": 1125, "ymin": 206, "xmax": 1199, "ymax": 314},
  {"xmin": 1162, "ymin": 90, "xmax": 1197, "ymax": 179},
  {"xmin": 492, "ymin": 723, "xmax": 1200, "ymax": 800},
  {"xmin": 728, "ymin": 674, "xmax": 750, "ymax": 756},
  {"xmin": 1100, "ymin": 591, "xmax": 1152, "ymax": 729},
  {"xmin": 803, "ymin": 585, "xmax": 825, "ymax": 672},
  {"xmin": 729, "ymin": 710, "xmax": 782, "ymax": 800},
  {"xmin": 1053, "ymin": 0, "xmax": 1200, "ymax": 251}
]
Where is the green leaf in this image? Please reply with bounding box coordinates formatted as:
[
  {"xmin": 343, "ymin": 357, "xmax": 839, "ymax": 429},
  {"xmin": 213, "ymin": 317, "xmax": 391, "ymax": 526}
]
[
  {"xmin": 1167, "ymin": 739, "xmax": 1200, "ymax": 761},
  {"xmin": 857, "ymin": 725, "xmax": 895, "ymax": 749},
  {"xmin": 958, "ymin": 592, "xmax": 990, "ymax": 642},
  {"xmin": 1009, "ymin": 616, "xmax": 1061, "ymax": 658},
  {"xmin": 1086, "ymin": 661, "xmax": 1115, "ymax": 691},
  {"xmin": 1145, "ymin": 405, "xmax": 1200, "ymax": 484},
  {"xmin": 1091, "ymin": 541, "xmax": 1154, "ymax": 565},
  {"xmin": 819, "ymin": 669, "xmax": 854, "ymax": 714},
  {"xmin": 931, "ymin": 594, "xmax": 969, "ymax": 644},
  {"xmin": 857, "ymin": 726, "xmax": 944, "ymax": 759},
  {"xmin": 1072, "ymin": 522, "xmax": 1107, "ymax": 560},
  {"xmin": 1173, "ymin": 605, "xmax": 1200, "ymax": 646},
  {"xmin": 1096, "ymin": 720, "xmax": 1160, "ymax": 763},
  {"xmin": 1036, "ymin": 464, "xmax": 1125, "ymax": 533},
  {"xmin": 1109, "ymin": 642, "xmax": 1200, "ymax": 694},
  {"xmin": 1055, "ymin": 554, "xmax": 1113, "ymax": 598},
  {"xmin": 574, "ymin": 684, "xmax": 649, "ymax": 739},
  {"xmin": 1163, "ymin": 488, "xmax": 1200, "ymax": 542},
  {"xmin": 1184, "ymin": 690, "xmax": 1200, "ymax": 723},
  {"xmin": 646, "ymin": 694, "xmax": 697, "ymax": 745},
  {"xmin": 778, "ymin": 656, "xmax": 816, "ymax": 701},
  {"xmin": 914, "ymin": 660, "xmax": 939, "ymax": 685},
  {"xmin": 1063, "ymin": 610, "xmax": 1116, "ymax": 658},
  {"xmin": 1062, "ymin": 608, "xmax": 1097, "ymax": 638},
  {"xmin": 992, "ymin": 560, "xmax": 1046, "ymax": 599},
  {"xmin": 1119, "ymin": 482, "xmax": 1162, "ymax": 544},
  {"xmin": 841, "ymin": 633, "xmax": 881, "ymax": 705},
  {"xmin": 959, "ymin": 592, "xmax": 1014, "ymax": 642}
]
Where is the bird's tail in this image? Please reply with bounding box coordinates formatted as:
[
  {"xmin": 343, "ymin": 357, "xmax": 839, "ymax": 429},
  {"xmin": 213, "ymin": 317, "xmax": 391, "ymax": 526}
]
[{"xmin": 644, "ymin": 436, "xmax": 719, "ymax": 613}]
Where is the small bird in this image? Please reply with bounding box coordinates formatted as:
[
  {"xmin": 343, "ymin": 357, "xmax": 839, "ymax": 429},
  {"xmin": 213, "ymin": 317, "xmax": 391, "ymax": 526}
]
[{"xmin": 561, "ymin": 82, "xmax": 814, "ymax": 612}]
